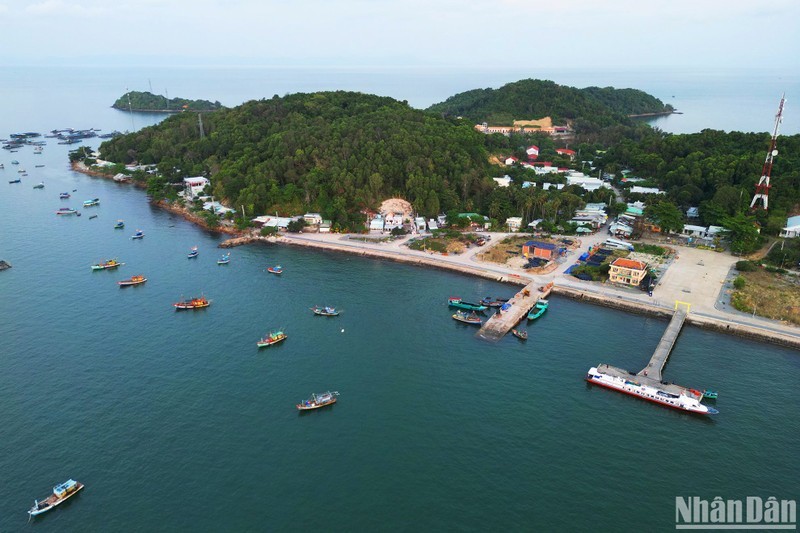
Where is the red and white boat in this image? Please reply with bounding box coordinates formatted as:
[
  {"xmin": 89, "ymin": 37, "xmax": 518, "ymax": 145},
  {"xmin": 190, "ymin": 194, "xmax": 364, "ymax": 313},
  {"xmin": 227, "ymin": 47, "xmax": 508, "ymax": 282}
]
[
  {"xmin": 173, "ymin": 296, "xmax": 210, "ymax": 310},
  {"xmin": 28, "ymin": 479, "xmax": 84, "ymax": 517}
]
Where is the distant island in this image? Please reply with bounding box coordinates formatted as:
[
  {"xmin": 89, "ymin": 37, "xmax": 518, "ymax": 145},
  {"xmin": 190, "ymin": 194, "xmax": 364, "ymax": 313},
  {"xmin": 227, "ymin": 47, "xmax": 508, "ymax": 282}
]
[{"xmin": 112, "ymin": 91, "xmax": 223, "ymax": 113}]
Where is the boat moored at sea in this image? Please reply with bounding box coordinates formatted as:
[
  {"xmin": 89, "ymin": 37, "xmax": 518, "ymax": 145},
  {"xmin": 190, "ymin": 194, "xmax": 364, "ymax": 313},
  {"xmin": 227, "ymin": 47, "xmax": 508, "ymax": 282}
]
[
  {"xmin": 83, "ymin": 198, "xmax": 100, "ymax": 207},
  {"xmin": 9, "ymin": 178, "xmax": 21, "ymax": 184},
  {"xmin": 257, "ymin": 330, "xmax": 287, "ymax": 348},
  {"xmin": 118, "ymin": 274, "xmax": 147, "ymax": 287},
  {"xmin": 115, "ymin": 220, "xmax": 125, "ymax": 229},
  {"xmin": 448, "ymin": 297, "xmax": 488, "ymax": 312},
  {"xmin": 131, "ymin": 229, "xmax": 144, "ymax": 239},
  {"xmin": 527, "ymin": 299, "xmax": 549, "ymax": 320},
  {"xmin": 452, "ymin": 310, "xmax": 482, "ymax": 325},
  {"xmin": 703, "ymin": 390, "xmax": 719, "ymax": 399},
  {"xmin": 28, "ymin": 479, "xmax": 84, "ymax": 517},
  {"xmin": 511, "ymin": 328, "xmax": 528, "ymax": 340},
  {"xmin": 311, "ymin": 306, "xmax": 339, "ymax": 316},
  {"xmin": 480, "ymin": 296, "xmax": 509, "ymax": 308},
  {"xmin": 33, "ymin": 182, "xmax": 44, "ymax": 189},
  {"xmin": 173, "ymin": 296, "xmax": 210, "ymax": 310},
  {"xmin": 586, "ymin": 365, "xmax": 719, "ymax": 415},
  {"xmin": 59, "ymin": 192, "xmax": 70, "ymax": 199},
  {"xmin": 56, "ymin": 207, "xmax": 78, "ymax": 215},
  {"xmin": 187, "ymin": 246, "xmax": 199, "ymax": 258},
  {"xmin": 296, "ymin": 391, "xmax": 339, "ymax": 410},
  {"xmin": 217, "ymin": 253, "xmax": 230, "ymax": 265},
  {"xmin": 91, "ymin": 258, "xmax": 123, "ymax": 270},
  {"xmin": 267, "ymin": 265, "xmax": 283, "ymax": 274}
]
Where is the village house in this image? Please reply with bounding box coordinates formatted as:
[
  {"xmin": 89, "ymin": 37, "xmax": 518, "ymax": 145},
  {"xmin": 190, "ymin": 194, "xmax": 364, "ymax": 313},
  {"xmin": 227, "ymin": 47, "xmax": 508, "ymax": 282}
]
[
  {"xmin": 526, "ymin": 145, "xmax": 539, "ymax": 159},
  {"xmin": 630, "ymin": 186, "xmax": 665, "ymax": 195},
  {"xmin": 609, "ymin": 258, "xmax": 648, "ymax": 287},
  {"xmin": 555, "ymin": 148, "xmax": 576, "ymax": 160},
  {"xmin": 183, "ymin": 176, "xmax": 210, "ymax": 199},
  {"xmin": 493, "ymin": 175, "xmax": 513, "ymax": 187},
  {"xmin": 504, "ymin": 156, "xmax": 518, "ymax": 166},
  {"xmin": 780, "ymin": 215, "xmax": 800, "ymax": 238},
  {"xmin": 522, "ymin": 240, "xmax": 558, "ymax": 261},
  {"xmin": 506, "ymin": 217, "xmax": 523, "ymax": 232}
]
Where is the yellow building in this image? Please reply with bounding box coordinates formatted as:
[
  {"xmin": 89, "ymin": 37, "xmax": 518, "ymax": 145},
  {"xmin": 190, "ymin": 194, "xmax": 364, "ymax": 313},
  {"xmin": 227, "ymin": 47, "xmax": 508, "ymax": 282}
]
[{"xmin": 609, "ymin": 257, "xmax": 648, "ymax": 286}]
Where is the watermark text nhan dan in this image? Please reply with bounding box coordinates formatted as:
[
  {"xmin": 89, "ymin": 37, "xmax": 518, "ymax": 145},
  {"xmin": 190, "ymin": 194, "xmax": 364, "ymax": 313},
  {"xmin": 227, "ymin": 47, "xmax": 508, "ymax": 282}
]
[{"xmin": 676, "ymin": 497, "xmax": 796, "ymax": 529}]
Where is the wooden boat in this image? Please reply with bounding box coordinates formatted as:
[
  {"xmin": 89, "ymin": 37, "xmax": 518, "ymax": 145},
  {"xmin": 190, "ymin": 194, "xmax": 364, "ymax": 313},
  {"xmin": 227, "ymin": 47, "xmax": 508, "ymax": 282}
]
[
  {"xmin": 311, "ymin": 305, "xmax": 340, "ymax": 316},
  {"xmin": 131, "ymin": 229, "xmax": 144, "ymax": 239},
  {"xmin": 703, "ymin": 390, "xmax": 718, "ymax": 400},
  {"xmin": 115, "ymin": 220, "xmax": 125, "ymax": 229},
  {"xmin": 89, "ymin": 214, "xmax": 98, "ymax": 219},
  {"xmin": 452, "ymin": 310, "xmax": 482, "ymax": 325},
  {"xmin": 33, "ymin": 182, "xmax": 44, "ymax": 189},
  {"xmin": 257, "ymin": 330, "xmax": 287, "ymax": 348},
  {"xmin": 56, "ymin": 207, "xmax": 78, "ymax": 215},
  {"xmin": 512, "ymin": 328, "xmax": 528, "ymax": 340},
  {"xmin": 217, "ymin": 253, "xmax": 230, "ymax": 265},
  {"xmin": 91, "ymin": 259, "xmax": 123, "ymax": 270},
  {"xmin": 480, "ymin": 297, "xmax": 509, "ymax": 308},
  {"xmin": 296, "ymin": 391, "xmax": 338, "ymax": 410},
  {"xmin": 9, "ymin": 178, "xmax": 21, "ymax": 184},
  {"xmin": 28, "ymin": 479, "xmax": 84, "ymax": 517},
  {"xmin": 118, "ymin": 274, "xmax": 147, "ymax": 287},
  {"xmin": 448, "ymin": 297, "xmax": 488, "ymax": 311},
  {"xmin": 187, "ymin": 246, "xmax": 199, "ymax": 258},
  {"xmin": 173, "ymin": 296, "xmax": 210, "ymax": 310},
  {"xmin": 59, "ymin": 192, "xmax": 70, "ymax": 199},
  {"xmin": 267, "ymin": 265, "xmax": 283, "ymax": 274},
  {"xmin": 527, "ymin": 299, "xmax": 549, "ymax": 321},
  {"xmin": 83, "ymin": 198, "xmax": 99, "ymax": 207}
]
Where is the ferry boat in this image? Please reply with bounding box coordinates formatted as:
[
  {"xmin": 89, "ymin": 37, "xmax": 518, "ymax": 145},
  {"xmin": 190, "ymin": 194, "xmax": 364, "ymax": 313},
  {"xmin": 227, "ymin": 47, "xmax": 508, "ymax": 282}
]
[
  {"xmin": 28, "ymin": 479, "xmax": 84, "ymax": 517},
  {"xmin": 83, "ymin": 198, "xmax": 100, "ymax": 207},
  {"xmin": 311, "ymin": 306, "xmax": 339, "ymax": 316},
  {"xmin": 527, "ymin": 299, "xmax": 549, "ymax": 320},
  {"xmin": 91, "ymin": 259, "xmax": 123, "ymax": 270},
  {"xmin": 131, "ymin": 229, "xmax": 144, "ymax": 239},
  {"xmin": 448, "ymin": 297, "xmax": 488, "ymax": 312},
  {"xmin": 511, "ymin": 328, "xmax": 528, "ymax": 340},
  {"xmin": 296, "ymin": 391, "xmax": 339, "ymax": 411},
  {"xmin": 118, "ymin": 274, "xmax": 147, "ymax": 287},
  {"xmin": 217, "ymin": 253, "xmax": 230, "ymax": 265},
  {"xmin": 257, "ymin": 330, "xmax": 287, "ymax": 348},
  {"xmin": 452, "ymin": 310, "xmax": 482, "ymax": 325},
  {"xmin": 267, "ymin": 265, "xmax": 283, "ymax": 274},
  {"xmin": 56, "ymin": 207, "xmax": 78, "ymax": 215},
  {"xmin": 173, "ymin": 296, "xmax": 210, "ymax": 310},
  {"xmin": 187, "ymin": 246, "xmax": 199, "ymax": 258},
  {"xmin": 586, "ymin": 365, "xmax": 719, "ymax": 415},
  {"xmin": 59, "ymin": 192, "xmax": 70, "ymax": 199},
  {"xmin": 115, "ymin": 220, "xmax": 125, "ymax": 229}
]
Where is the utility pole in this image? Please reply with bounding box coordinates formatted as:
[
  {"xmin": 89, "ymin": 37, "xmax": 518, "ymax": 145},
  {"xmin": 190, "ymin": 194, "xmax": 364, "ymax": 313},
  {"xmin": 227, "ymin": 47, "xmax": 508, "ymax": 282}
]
[
  {"xmin": 750, "ymin": 94, "xmax": 786, "ymax": 210},
  {"xmin": 198, "ymin": 113, "xmax": 205, "ymax": 140}
]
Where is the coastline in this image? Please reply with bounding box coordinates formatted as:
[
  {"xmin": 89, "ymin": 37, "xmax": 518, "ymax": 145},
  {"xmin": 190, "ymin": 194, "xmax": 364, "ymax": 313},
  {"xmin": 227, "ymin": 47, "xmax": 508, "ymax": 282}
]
[{"xmin": 629, "ymin": 110, "xmax": 683, "ymax": 118}]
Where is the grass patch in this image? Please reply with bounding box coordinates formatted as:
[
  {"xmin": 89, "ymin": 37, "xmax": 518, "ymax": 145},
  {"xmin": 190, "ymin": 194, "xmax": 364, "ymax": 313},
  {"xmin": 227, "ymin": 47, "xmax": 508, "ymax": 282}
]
[
  {"xmin": 477, "ymin": 236, "xmax": 531, "ymax": 264},
  {"xmin": 408, "ymin": 232, "xmax": 478, "ymax": 254},
  {"xmin": 730, "ymin": 269, "xmax": 800, "ymax": 325},
  {"xmin": 633, "ymin": 243, "xmax": 668, "ymax": 256}
]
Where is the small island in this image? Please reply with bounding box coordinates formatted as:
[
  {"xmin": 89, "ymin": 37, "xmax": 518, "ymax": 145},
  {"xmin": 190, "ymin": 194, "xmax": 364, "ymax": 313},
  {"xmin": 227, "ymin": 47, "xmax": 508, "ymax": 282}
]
[{"xmin": 112, "ymin": 91, "xmax": 223, "ymax": 113}]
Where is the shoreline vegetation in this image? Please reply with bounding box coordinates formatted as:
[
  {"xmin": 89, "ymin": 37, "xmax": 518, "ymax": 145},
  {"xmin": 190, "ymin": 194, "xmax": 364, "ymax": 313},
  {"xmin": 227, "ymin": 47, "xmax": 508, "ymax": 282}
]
[
  {"xmin": 628, "ymin": 110, "xmax": 683, "ymax": 118},
  {"xmin": 112, "ymin": 90, "xmax": 223, "ymax": 113}
]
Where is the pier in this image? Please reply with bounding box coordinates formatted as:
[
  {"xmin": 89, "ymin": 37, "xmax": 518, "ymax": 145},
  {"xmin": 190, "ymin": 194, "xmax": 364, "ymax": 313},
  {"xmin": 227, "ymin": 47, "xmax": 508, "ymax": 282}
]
[
  {"xmin": 477, "ymin": 281, "xmax": 552, "ymax": 341},
  {"xmin": 637, "ymin": 308, "xmax": 687, "ymax": 381}
]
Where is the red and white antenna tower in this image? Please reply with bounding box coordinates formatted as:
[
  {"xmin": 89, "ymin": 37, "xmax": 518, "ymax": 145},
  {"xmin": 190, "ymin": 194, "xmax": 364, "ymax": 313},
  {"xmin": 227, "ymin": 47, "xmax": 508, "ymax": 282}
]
[{"xmin": 750, "ymin": 94, "xmax": 786, "ymax": 210}]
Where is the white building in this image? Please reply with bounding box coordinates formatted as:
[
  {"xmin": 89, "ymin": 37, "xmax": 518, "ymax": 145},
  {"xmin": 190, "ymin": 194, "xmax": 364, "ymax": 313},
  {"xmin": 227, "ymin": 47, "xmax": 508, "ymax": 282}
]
[
  {"xmin": 504, "ymin": 156, "xmax": 518, "ymax": 166},
  {"xmin": 686, "ymin": 207, "xmax": 700, "ymax": 218},
  {"xmin": 506, "ymin": 217, "xmax": 523, "ymax": 232},
  {"xmin": 630, "ymin": 186, "xmax": 665, "ymax": 195},
  {"xmin": 369, "ymin": 215, "xmax": 385, "ymax": 232},
  {"xmin": 780, "ymin": 215, "xmax": 800, "ymax": 238},
  {"xmin": 414, "ymin": 217, "xmax": 427, "ymax": 233},
  {"xmin": 566, "ymin": 174, "xmax": 608, "ymax": 191},
  {"xmin": 542, "ymin": 183, "xmax": 565, "ymax": 190},
  {"xmin": 203, "ymin": 201, "xmax": 235, "ymax": 215},
  {"xmin": 183, "ymin": 176, "xmax": 210, "ymax": 199},
  {"xmin": 303, "ymin": 213, "xmax": 323, "ymax": 225},
  {"xmin": 493, "ymin": 175, "xmax": 513, "ymax": 187},
  {"xmin": 526, "ymin": 145, "xmax": 539, "ymax": 158}
]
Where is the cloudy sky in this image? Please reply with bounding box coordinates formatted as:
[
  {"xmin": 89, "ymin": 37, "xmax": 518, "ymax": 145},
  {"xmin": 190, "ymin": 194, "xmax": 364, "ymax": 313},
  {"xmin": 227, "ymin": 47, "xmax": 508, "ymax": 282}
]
[{"xmin": 1, "ymin": 0, "xmax": 798, "ymax": 68}]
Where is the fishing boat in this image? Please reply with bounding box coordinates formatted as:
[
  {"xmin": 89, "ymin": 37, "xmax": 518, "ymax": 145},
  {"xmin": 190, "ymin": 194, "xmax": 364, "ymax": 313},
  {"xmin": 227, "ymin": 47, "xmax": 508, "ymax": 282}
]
[
  {"xmin": 586, "ymin": 365, "xmax": 719, "ymax": 415},
  {"xmin": 311, "ymin": 306, "xmax": 340, "ymax": 316},
  {"xmin": 527, "ymin": 299, "xmax": 549, "ymax": 321},
  {"xmin": 56, "ymin": 207, "xmax": 78, "ymax": 215},
  {"xmin": 452, "ymin": 310, "xmax": 482, "ymax": 325},
  {"xmin": 33, "ymin": 182, "xmax": 44, "ymax": 189},
  {"xmin": 511, "ymin": 328, "xmax": 528, "ymax": 340},
  {"xmin": 703, "ymin": 390, "xmax": 719, "ymax": 400},
  {"xmin": 217, "ymin": 253, "xmax": 230, "ymax": 265},
  {"xmin": 187, "ymin": 246, "xmax": 199, "ymax": 258},
  {"xmin": 131, "ymin": 229, "xmax": 144, "ymax": 239},
  {"xmin": 9, "ymin": 178, "xmax": 21, "ymax": 184},
  {"xmin": 11, "ymin": 160, "xmax": 19, "ymax": 164},
  {"xmin": 480, "ymin": 296, "xmax": 510, "ymax": 308},
  {"xmin": 89, "ymin": 214, "xmax": 98, "ymax": 219},
  {"xmin": 448, "ymin": 297, "xmax": 488, "ymax": 312},
  {"xmin": 118, "ymin": 275, "xmax": 147, "ymax": 287},
  {"xmin": 114, "ymin": 220, "xmax": 125, "ymax": 229},
  {"xmin": 91, "ymin": 258, "xmax": 123, "ymax": 270},
  {"xmin": 257, "ymin": 330, "xmax": 287, "ymax": 348},
  {"xmin": 28, "ymin": 479, "xmax": 84, "ymax": 517},
  {"xmin": 83, "ymin": 198, "xmax": 100, "ymax": 207},
  {"xmin": 296, "ymin": 391, "xmax": 339, "ymax": 411},
  {"xmin": 59, "ymin": 192, "xmax": 70, "ymax": 199},
  {"xmin": 267, "ymin": 265, "xmax": 283, "ymax": 274},
  {"xmin": 173, "ymin": 296, "xmax": 210, "ymax": 310}
]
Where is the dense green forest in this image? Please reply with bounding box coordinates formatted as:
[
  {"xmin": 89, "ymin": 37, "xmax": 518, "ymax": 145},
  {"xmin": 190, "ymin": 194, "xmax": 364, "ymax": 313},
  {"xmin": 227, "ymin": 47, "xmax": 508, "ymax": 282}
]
[
  {"xmin": 112, "ymin": 91, "xmax": 223, "ymax": 112},
  {"xmin": 426, "ymin": 79, "xmax": 673, "ymax": 130},
  {"xmin": 601, "ymin": 128, "xmax": 800, "ymax": 237}
]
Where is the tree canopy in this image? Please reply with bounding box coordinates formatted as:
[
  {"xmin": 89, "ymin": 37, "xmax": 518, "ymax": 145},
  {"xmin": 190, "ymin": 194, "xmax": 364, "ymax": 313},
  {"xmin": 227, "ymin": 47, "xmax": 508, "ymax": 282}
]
[{"xmin": 113, "ymin": 91, "xmax": 223, "ymax": 112}]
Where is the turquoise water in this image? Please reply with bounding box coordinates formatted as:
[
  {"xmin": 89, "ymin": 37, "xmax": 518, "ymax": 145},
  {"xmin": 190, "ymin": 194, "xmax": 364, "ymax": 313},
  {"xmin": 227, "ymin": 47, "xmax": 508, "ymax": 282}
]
[{"xmin": 0, "ymin": 68, "xmax": 799, "ymax": 531}]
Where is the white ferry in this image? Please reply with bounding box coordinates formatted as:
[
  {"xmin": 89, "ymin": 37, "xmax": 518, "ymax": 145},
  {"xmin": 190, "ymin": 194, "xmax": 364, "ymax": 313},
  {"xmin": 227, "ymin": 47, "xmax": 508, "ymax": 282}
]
[{"xmin": 586, "ymin": 365, "xmax": 718, "ymax": 415}]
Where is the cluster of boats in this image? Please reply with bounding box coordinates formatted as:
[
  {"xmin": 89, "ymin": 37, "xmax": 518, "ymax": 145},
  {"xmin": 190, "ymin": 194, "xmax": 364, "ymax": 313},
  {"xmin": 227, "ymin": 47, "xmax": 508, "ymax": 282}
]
[{"xmin": 447, "ymin": 295, "xmax": 549, "ymax": 339}]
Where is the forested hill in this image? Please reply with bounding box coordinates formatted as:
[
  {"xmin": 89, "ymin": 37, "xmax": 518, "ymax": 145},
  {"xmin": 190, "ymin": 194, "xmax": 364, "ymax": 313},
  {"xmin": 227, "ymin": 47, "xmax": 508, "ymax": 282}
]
[
  {"xmin": 100, "ymin": 91, "xmax": 493, "ymax": 228},
  {"xmin": 426, "ymin": 79, "xmax": 673, "ymax": 127},
  {"xmin": 112, "ymin": 91, "xmax": 223, "ymax": 112}
]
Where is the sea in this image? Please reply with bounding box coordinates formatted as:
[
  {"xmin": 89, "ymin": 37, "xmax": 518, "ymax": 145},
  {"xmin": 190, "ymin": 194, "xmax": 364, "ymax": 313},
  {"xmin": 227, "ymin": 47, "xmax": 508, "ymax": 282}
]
[{"xmin": 0, "ymin": 67, "xmax": 798, "ymax": 532}]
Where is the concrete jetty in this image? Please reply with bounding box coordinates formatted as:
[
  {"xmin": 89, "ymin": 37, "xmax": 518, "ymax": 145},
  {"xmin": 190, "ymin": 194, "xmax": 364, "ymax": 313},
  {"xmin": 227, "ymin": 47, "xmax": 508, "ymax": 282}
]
[
  {"xmin": 638, "ymin": 309, "xmax": 687, "ymax": 381},
  {"xmin": 477, "ymin": 281, "xmax": 552, "ymax": 341}
]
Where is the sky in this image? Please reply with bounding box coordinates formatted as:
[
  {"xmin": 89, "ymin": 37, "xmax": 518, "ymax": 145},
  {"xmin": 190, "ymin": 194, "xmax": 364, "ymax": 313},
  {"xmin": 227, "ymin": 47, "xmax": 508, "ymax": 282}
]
[{"xmin": 1, "ymin": 0, "xmax": 798, "ymax": 68}]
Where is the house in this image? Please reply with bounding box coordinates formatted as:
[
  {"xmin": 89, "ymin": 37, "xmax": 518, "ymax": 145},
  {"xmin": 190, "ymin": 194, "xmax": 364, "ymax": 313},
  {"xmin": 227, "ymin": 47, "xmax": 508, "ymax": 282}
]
[
  {"xmin": 506, "ymin": 217, "xmax": 523, "ymax": 232},
  {"xmin": 504, "ymin": 156, "xmax": 518, "ymax": 166},
  {"xmin": 183, "ymin": 176, "xmax": 210, "ymax": 199},
  {"xmin": 526, "ymin": 145, "xmax": 539, "ymax": 159},
  {"xmin": 428, "ymin": 219, "xmax": 439, "ymax": 231},
  {"xmin": 303, "ymin": 213, "xmax": 323, "ymax": 226},
  {"xmin": 686, "ymin": 207, "xmax": 700, "ymax": 218},
  {"xmin": 414, "ymin": 217, "xmax": 427, "ymax": 233},
  {"xmin": 369, "ymin": 215, "xmax": 385, "ymax": 232},
  {"xmin": 608, "ymin": 222, "xmax": 633, "ymax": 238},
  {"xmin": 203, "ymin": 201, "xmax": 235, "ymax": 216},
  {"xmin": 609, "ymin": 258, "xmax": 648, "ymax": 287},
  {"xmin": 566, "ymin": 173, "xmax": 607, "ymax": 191},
  {"xmin": 319, "ymin": 220, "xmax": 332, "ymax": 233},
  {"xmin": 252, "ymin": 216, "xmax": 294, "ymax": 230},
  {"xmin": 528, "ymin": 219, "xmax": 543, "ymax": 229},
  {"xmin": 522, "ymin": 181, "xmax": 535, "ymax": 189},
  {"xmin": 522, "ymin": 240, "xmax": 557, "ymax": 261},
  {"xmin": 383, "ymin": 213, "xmax": 404, "ymax": 230},
  {"xmin": 457, "ymin": 213, "xmax": 491, "ymax": 230},
  {"xmin": 630, "ymin": 186, "xmax": 665, "ymax": 195},
  {"xmin": 493, "ymin": 175, "xmax": 513, "ymax": 187},
  {"xmin": 542, "ymin": 183, "xmax": 565, "ymax": 190},
  {"xmin": 780, "ymin": 216, "xmax": 800, "ymax": 238},
  {"xmin": 682, "ymin": 224, "xmax": 708, "ymax": 238},
  {"xmin": 556, "ymin": 148, "xmax": 576, "ymax": 160}
]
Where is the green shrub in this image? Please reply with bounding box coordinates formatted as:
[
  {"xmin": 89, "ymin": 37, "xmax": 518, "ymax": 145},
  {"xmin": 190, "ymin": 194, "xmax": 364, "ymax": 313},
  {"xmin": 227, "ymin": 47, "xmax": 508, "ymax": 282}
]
[
  {"xmin": 260, "ymin": 226, "xmax": 278, "ymax": 236},
  {"xmin": 733, "ymin": 276, "xmax": 746, "ymax": 289},
  {"xmin": 735, "ymin": 260, "xmax": 758, "ymax": 272}
]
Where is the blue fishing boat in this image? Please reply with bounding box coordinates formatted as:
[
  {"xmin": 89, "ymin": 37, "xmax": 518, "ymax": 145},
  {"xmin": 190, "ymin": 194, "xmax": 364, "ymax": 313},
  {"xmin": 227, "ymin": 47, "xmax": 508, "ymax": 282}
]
[
  {"xmin": 187, "ymin": 246, "xmax": 199, "ymax": 258},
  {"xmin": 59, "ymin": 192, "xmax": 70, "ymax": 199},
  {"xmin": 114, "ymin": 220, "xmax": 125, "ymax": 229},
  {"xmin": 311, "ymin": 306, "xmax": 340, "ymax": 316},
  {"xmin": 267, "ymin": 265, "xmax": 283, "ymax": 274},
  {"xmin": 83, "ymin": 198, "xmax": 99, "ymax": 207},
  {"xmin": 217, "ymin": 253, "xmax": 230, "ymax": 265},
  {"xmin": 131, "ymin": 229, "xmax": 144, "ymax": 239},
  {"xmin": 527, "ymin": 299, "xmax": 549, "ymax": 320}
]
